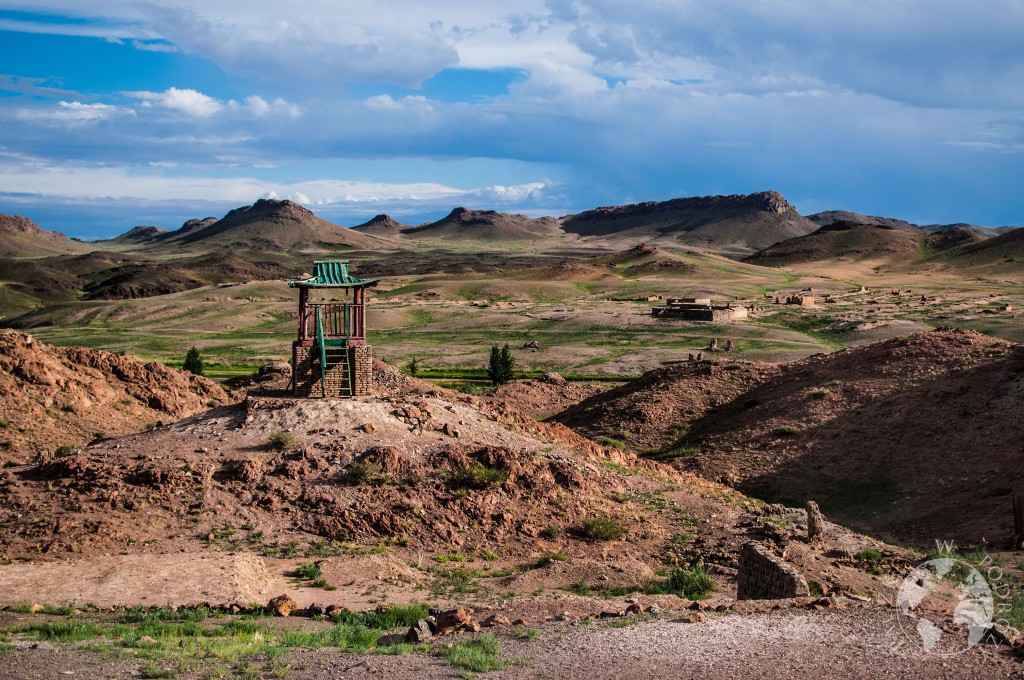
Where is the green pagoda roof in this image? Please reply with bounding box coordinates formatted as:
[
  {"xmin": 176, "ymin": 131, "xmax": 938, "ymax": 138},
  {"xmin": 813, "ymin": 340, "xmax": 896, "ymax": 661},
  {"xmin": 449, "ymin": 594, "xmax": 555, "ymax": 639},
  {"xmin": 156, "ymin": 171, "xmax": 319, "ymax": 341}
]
[{"xmin": 287, "ymin": 260, "xmax": 379, "ymax": 289}]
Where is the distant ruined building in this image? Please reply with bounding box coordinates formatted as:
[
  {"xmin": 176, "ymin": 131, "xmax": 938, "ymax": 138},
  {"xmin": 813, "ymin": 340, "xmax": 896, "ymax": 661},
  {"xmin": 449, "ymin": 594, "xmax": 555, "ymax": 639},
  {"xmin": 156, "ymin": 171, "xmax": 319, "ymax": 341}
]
[{"xmin": 651, "ymin": 297, "xmax": 748, "ymax": 322}]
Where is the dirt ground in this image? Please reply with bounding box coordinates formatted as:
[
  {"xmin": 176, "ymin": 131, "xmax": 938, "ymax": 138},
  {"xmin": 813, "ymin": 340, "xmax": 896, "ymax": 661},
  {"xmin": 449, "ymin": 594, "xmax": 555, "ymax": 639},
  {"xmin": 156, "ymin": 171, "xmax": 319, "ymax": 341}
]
[{"xmin": 2, "ymin": 609, "xmax": 1021, "ymax": 679}]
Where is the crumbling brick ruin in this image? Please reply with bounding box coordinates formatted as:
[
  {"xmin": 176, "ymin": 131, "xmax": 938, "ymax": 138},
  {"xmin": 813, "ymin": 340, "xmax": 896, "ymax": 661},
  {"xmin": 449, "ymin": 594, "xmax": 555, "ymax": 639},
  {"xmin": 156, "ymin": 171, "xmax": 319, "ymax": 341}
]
[
  {"xmin": 651, "ymin": 297, "xmax": 748, "ymax": 321},
  {"xmin": 736, "ymin": 541, "xmax": 810, "ymax": 600}
]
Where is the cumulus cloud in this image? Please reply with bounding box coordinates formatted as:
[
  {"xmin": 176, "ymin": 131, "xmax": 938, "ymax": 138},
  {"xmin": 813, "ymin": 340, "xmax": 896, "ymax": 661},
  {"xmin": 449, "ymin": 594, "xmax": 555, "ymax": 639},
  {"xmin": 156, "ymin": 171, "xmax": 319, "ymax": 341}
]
[{"xmin": 128, "ymin": 87, "xmax": 223, "ymax": 117}]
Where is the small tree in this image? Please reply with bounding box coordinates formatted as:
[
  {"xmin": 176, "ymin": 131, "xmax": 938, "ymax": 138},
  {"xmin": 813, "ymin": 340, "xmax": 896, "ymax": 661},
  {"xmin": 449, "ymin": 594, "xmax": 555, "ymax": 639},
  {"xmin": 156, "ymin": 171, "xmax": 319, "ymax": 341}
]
[
  {"xmin": 487, "ymin": 343, "xmax": 515, "ymax": 385},
  {"xmin": 499, "ymin": 344, "xmax": 515, "ymax": 383},
  {"xmin": 183, "ymin": 346, "xmax": 205, "ymax": 376},
  {"xmin": 409, "ymin": 357, "xmax": 419, "ymax": 377}
]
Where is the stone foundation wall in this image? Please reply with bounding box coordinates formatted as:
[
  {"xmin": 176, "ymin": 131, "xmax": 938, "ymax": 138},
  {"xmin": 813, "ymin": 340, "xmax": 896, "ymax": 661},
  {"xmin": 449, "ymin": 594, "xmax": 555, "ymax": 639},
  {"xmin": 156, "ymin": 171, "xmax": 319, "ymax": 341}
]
[
  {"xmin": 293, "ymin": 343, "xmax": 372, "ymax": 398},
  {"xmin": 736, "ymin": 541, "xmax": 809, "ymax": 600}
]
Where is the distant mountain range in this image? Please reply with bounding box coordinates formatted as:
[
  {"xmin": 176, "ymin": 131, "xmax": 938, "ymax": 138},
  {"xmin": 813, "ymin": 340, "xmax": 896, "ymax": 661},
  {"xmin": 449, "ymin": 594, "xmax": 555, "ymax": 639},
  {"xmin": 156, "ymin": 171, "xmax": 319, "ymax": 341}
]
[{"xmin": 0, "ymin": 193, "xmax": 1019, "ymax": 318}]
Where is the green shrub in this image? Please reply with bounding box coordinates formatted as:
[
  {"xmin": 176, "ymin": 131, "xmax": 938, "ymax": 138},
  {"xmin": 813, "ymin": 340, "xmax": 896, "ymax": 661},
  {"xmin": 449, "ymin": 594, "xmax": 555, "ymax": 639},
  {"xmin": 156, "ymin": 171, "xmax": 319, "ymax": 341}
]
[
  {"xmin": 854, "ymin": 547, "xmax": 883, "ymax": 562},
  {"xmin": 449, "ymin": 462, "xmax": 508, "ymax": 489},
  {"xmin": 294, "ymin": 562, "xmax": 322, "ymax": 580},
  {"xmin": 480, "ymin": 550, "xmax": 499, "ymax": 561},
  {"xmin": 541, "ymin": 524, "xmax": 564, "ymax": 540},
  {"xmin": 772, "ymin": 425, "xmax": 801, "ymax": 437},
  {"xmin": 347, "ymin": 461, "xmax": 378, "ymax": 484},
  {"xmin": 268, "ymin": 431, "xmax": 299, "ymax": 451},
  {"xmin": 580, "ymin": 517, "xmax": 624, "ymax": 541},
  {"xmin": 808, "ymin": 388, "xmax": 830, "ymax": 400},
  {"xmin": 666, "ymin": 565, "xmax": 715, "ymax": 599},
  {"xmin": 53, "ymin": 445, "xmax": 74, "ymax": 458}
]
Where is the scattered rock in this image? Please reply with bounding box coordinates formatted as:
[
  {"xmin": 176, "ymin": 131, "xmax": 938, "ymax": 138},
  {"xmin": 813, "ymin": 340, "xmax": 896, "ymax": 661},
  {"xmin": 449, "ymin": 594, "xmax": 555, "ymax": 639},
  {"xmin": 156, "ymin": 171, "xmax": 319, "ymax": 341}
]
[
  {"xmin": 434, "ymin": 607, "xmax": 476, "ymax": 635},
  {"xmin": 267, "ymin": 594, "xmax": 297, "ymax": 617},
  {"xmin": 406, "ymin": 619, "xmax": 434, "ymax": 643},
  {"xmin": 481, "ymin": 614, "xmax": 511, "ymax": 627}
]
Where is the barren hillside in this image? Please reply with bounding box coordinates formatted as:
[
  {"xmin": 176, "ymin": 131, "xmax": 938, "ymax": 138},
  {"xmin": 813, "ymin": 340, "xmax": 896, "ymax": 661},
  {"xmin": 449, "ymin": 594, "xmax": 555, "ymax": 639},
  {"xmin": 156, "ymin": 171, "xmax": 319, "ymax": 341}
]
[{"xmin": 561, "ymin": 328, "xmax": 1020, "ymax": 544}]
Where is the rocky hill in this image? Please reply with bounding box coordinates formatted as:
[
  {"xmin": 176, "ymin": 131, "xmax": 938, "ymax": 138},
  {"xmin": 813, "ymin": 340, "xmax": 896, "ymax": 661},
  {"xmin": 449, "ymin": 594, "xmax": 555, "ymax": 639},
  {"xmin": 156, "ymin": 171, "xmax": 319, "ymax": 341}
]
[
  {"xmin": 560, "ymin": 191, "xmax": 819, "ymax": 251},
  {"xmin": 921, "ymin": 226, "xmax": 1024, "ymax": 275},
  {"xmin": 0, "ymin": 330, "xmax": 233, "ymax": 465},
  {"xmin": 745, "ymin": 221, "xmax": 990, "ymax": 266},
  {"xmin": 162, "ymin": 199, "xmax": 390, "ymax": 252},
  {"xmin": 806, "ymin": 211, "xmax": 922, "ymax": 233},
  {"xmin": 557, "ymin": 329, "xmax": 1020, "ymax": 545},
  {"xmin": 351, "ymin": 214, "xmax": 412, "ymax": 238},
  {"xmin": 404, "ymin": 207, "xmax": 564, "ymax": 241},
  {"xmin": 0, "ymin": 214, "xmax": 89, "ymax": 258},
  {"xmin": 744, "ymin": 221, "xmax": 927, "ymax": 265}
]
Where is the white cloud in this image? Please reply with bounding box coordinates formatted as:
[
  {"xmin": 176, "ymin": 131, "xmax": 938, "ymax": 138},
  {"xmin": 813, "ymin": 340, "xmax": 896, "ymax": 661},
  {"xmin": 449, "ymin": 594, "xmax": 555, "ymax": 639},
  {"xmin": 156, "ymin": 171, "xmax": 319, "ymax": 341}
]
[{"xmin": 127, "ymin": 87, "xmax": 223, "ymax": 117}]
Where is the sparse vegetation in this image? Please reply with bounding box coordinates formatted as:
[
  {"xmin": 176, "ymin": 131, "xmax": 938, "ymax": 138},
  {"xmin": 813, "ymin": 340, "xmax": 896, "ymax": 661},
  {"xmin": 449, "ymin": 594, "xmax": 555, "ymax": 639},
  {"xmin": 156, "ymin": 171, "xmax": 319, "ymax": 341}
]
[
  {"xmin": 534, "ymin": 552, "xmax": 568, "ymax": 568},
  {"xmin": 772, "ymin": 425, "xmax": 801, "ymax": 437},
  {"xmin": 435, "ymin": 634, "xmax": 509, "ymax": 674}
]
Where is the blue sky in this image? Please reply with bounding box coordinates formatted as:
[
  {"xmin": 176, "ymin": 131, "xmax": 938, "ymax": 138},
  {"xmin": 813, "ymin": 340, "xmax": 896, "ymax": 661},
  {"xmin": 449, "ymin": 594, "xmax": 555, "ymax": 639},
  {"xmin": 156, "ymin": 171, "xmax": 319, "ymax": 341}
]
[{"xmin": 0, "ymin": 1, "xmax": 1021, "ymax": 239}]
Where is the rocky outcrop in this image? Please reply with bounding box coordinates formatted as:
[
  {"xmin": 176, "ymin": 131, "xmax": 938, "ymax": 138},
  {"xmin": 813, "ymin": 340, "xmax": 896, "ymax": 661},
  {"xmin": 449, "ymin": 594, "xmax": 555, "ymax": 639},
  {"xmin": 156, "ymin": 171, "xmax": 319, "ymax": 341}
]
[{"xmin": 0, "ymin": 330, "xmax": 233, "ymax": 464}]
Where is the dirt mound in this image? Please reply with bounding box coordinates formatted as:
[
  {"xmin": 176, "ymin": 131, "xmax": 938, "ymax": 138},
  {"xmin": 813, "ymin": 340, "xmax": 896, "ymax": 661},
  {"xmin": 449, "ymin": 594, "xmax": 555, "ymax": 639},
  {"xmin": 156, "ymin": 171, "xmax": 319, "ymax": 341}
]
[
  {"xmin": 405, "ymin": 207, "xmax": 564, "ymax": 241},
  {"xmin": 0, "ymin": 330, "xmax": 233, "ymax": 464},
  {"xmin": 560, "ymin": 191, "xmax": 819, "ymax": 250},
  {"xmin": 481, "ymin": 373, "xmax": 606, "ymax": 420},
  {"xmin": 555, "ymin": 361, "xmax": 778, "ymax": 453}
]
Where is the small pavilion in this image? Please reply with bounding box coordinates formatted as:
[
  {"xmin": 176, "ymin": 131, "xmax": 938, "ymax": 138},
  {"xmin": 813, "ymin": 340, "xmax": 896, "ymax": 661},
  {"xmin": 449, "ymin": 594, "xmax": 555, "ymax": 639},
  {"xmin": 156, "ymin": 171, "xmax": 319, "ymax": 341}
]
[{"xmin": 286, "ymin": 260, "xmax": 378, "ymax": 397}]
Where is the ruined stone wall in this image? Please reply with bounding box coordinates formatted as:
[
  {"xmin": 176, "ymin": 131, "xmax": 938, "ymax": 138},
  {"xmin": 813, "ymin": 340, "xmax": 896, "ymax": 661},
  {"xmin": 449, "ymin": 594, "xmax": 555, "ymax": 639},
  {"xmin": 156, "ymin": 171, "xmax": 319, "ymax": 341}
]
[{"xmin": 736, "ymin": 541, "xmax": 810, "ymax": 600}]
